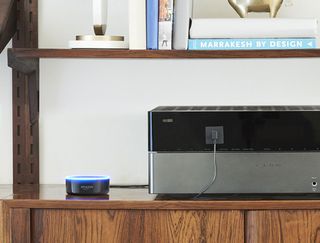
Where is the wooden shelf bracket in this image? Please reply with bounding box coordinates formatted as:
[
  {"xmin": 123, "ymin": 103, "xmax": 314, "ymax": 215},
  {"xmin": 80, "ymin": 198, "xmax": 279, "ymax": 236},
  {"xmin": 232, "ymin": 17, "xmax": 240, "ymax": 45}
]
[
  {"xmin": 8, "ymin": 50, "xmax": 39, "ymax": 125},
  {"xmin": 6, "ymin": 0, "xmax": 40, "ymax": 194}
]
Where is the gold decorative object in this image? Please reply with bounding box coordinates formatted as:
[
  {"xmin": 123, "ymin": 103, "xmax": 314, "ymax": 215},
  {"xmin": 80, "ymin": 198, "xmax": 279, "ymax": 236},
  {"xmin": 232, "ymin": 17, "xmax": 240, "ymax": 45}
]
[
  {"xmin": 228, "ymin": 0, "xmax": 283, "ymax": 18},
  {"xmin": 76, "ymin": 35, "xmax": 124, "ymax": 41},
  {"xmin": 69, "ymin": 0, "xmax": 127, "ymax": 49},
  {"xmin": 94, "ymin": 24, "xmax": 107, "ymax": 36}
]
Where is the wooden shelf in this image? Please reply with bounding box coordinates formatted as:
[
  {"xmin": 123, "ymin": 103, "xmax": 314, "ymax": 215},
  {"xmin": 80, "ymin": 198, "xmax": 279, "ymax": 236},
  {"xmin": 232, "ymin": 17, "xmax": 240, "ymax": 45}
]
[
  {"xmin": 3, "ymin": 185, "xmax": 320, "ymax": 243},
  {"xmin": 8, "ymin": 48, "xmax": 320, "ymax": 59}
]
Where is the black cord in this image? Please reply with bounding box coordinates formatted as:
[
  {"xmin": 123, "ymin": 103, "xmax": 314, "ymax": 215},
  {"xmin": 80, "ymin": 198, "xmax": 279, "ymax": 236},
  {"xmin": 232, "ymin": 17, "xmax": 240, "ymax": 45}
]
[
  {"xmin": 194, "ymin": 137, "xmax": 218, "ymax": 199},
  {"xmin": 110, "ymin": 185, "xmax": 148, "ymax": 189}
]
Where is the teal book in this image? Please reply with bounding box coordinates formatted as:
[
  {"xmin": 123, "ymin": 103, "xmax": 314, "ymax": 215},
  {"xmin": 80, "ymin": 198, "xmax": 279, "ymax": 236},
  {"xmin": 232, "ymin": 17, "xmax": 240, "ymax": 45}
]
[{"xmin": 188, "ymin": 38, "xmax": 317, "ymax": 50}]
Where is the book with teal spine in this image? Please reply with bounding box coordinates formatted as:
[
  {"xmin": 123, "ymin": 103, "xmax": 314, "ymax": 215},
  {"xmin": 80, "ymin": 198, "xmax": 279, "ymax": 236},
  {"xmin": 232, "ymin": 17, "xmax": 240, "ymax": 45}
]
[{"xmin": 188, "ymin": 38, "xmax": 317, "ymax": 50}]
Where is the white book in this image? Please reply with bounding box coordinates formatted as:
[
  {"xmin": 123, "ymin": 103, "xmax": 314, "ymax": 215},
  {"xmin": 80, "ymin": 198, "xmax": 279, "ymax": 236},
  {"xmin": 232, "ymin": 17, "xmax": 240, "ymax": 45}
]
[
  {"xmin": 173, "ymin": 0, "xmax": 193, "ymax": 50},
  {"xmin": 190, "ymin": 18, "xmax": 318, "ymax": 39},
  {"xmin": 129, "ymin": 0, "xmax": 146, "ymax": 50},
  {"xmin": 158, "ymin": 0, "xmax": 174, "ymax": 50}
]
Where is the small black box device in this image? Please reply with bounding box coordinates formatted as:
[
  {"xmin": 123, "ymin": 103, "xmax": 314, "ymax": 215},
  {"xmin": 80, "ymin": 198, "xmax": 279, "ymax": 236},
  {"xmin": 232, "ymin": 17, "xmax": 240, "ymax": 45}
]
[{"xmin": 66, "ymin": 176, "xmax": 110, "ymax": 195}]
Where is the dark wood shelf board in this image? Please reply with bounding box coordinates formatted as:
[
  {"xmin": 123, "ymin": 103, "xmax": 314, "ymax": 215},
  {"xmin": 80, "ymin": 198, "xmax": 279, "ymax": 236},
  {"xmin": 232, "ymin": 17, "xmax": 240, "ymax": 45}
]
[{"xmin": 8, "ymin": 48, "xmax": 320, "ymax": 59}]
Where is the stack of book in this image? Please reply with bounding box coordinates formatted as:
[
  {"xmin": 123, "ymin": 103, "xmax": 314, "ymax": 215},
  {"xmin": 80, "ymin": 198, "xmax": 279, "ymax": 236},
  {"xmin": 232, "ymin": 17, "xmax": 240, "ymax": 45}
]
[
  {"xmin": 129, "ymin": 0, "xmax": 318, "ymax": 50},
  {"xmin": 129, "ymin": 0, "xmax": 192, "ymax": 50},
  {"xmin": 189, "ymin": 18, "xmax": 318, "ymax": 50}
]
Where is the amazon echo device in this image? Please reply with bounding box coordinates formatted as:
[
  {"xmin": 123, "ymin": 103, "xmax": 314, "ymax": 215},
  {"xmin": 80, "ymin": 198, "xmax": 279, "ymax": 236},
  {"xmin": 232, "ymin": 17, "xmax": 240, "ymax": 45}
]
[{"xmin": 66, "ymin": 176, "xmax": 110, "ymax": 195}]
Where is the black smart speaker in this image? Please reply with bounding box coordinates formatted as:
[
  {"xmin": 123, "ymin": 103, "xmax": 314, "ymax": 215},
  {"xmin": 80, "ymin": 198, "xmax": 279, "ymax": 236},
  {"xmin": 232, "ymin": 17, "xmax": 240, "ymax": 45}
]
[{"xmin": 65, "ymin": 176, "xmax": 110, "ymax": 195}]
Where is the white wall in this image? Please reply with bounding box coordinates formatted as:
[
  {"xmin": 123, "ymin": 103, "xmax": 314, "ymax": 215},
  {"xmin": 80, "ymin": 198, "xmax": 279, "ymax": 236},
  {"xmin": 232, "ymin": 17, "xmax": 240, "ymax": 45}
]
[
  {"xmin": 1, "ymin": 0, "xmax": 320, "ymax": 184},
  {"xmin": 0, "ymin": 41, "xmax": 12, "ymax": 184}
]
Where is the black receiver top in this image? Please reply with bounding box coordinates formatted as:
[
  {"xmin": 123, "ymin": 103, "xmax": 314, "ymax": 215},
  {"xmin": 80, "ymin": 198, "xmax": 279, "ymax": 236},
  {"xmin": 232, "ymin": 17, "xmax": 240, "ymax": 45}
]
[
  {"xmin": 149, "ymin": 106, "xmax": 320, "ymax": 152},
  {"xmin": 151, "ymin": 106, "xmax": 320, "ymax": 112}
]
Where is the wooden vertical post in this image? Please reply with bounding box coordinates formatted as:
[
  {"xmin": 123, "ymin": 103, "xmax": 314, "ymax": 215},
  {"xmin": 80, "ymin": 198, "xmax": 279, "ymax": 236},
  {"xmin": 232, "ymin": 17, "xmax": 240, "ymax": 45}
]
[{"xmin": 12, "ymin": 0, "xmax": 39, "ymax": 193}]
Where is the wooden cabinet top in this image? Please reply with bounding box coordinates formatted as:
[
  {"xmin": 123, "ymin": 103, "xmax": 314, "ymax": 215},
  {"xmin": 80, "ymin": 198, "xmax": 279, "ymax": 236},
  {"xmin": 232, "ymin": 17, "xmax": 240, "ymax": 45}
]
[{"xmin": 2, "ymin": 185, "xmax": 320, "ymax": 210}]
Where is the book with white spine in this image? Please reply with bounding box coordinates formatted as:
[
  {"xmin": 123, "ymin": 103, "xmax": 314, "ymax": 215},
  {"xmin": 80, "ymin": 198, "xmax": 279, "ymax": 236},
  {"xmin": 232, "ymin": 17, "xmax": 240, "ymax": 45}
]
[
  {"xmin": 173, "ymin": 0, "xmax": 193, "ymax": 50},
  {"xmin": 190, "ymin": 18, "xmax": 318, "ymax": 39},
  {"xmin": 129, "ymin": 0, "xmax": 147, "ymax": 49},
  {"xmin": 158, "ymin": 0, "xmax": 174, "ymax": 50}
]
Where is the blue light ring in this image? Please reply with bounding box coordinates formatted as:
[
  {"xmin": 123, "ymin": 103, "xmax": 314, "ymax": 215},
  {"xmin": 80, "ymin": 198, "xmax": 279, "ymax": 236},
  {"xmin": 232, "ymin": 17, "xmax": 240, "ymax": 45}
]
[{"xmin": 65, "ymin": 176, "xmax": 110, "ymax": 182}]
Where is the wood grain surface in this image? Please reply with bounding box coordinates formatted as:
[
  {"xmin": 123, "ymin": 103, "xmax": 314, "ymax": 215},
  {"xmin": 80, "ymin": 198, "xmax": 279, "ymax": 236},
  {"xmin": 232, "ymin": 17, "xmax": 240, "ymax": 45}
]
[
  {"xmin": 2, "ymin": 185, "xmax": 320, "ymax": 210},
  {"xmin": 11, "ymin": 208, "xmax": 31, "ymax": 243},
  {"xmin": 32, "ymin": 209, "xmax": 244, "ymax": 243},
  {"xmin": 12, "ymin": 0, "xmax": 39, "ymax": 193},
  {"xmin": 3, "ymin": 185, "xmax": 320, "ymax": 210},
  {"xmin": 8, "ymin": 199, "xmax": 320, "ymax": 210},
  {"xmin": 0, "ymin": 201, "xmax": 11, "ymax": 243},
  {"xmin": 8, "ymin": 48, "xmax": 320, "ymax": 60},
  {"xmin": 0, "ymin": 201, "xmax": 4, "ymax": 243},
  {"xmin": 4, "ymin": 186, "xmax": 320, "ymax": 242},
  {"xmin": 246, "ymin": 210, "xmax": 320, "ymax": 243}
]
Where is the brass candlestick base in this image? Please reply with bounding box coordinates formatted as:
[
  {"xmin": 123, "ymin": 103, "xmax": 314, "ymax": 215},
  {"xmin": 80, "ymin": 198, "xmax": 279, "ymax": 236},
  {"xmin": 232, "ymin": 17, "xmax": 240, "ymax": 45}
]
[
  {"xmin": 69, "ymin": 23, "xmax": 128, "ymax": 49},
  {"xmin": 69, "ymin": 34, "xmax": 128, "ymax": 49},
  {"xmin": 76, "ymin": 35, "xmax": 125, "ymax": 41}
]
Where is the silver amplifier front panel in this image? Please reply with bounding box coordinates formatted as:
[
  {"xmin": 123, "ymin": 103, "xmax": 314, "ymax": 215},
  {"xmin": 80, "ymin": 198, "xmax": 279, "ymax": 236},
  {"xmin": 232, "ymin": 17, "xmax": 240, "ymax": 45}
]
[{"xmin": 149, "ymin": 152, "xmax": 320, "ymax": 194}]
